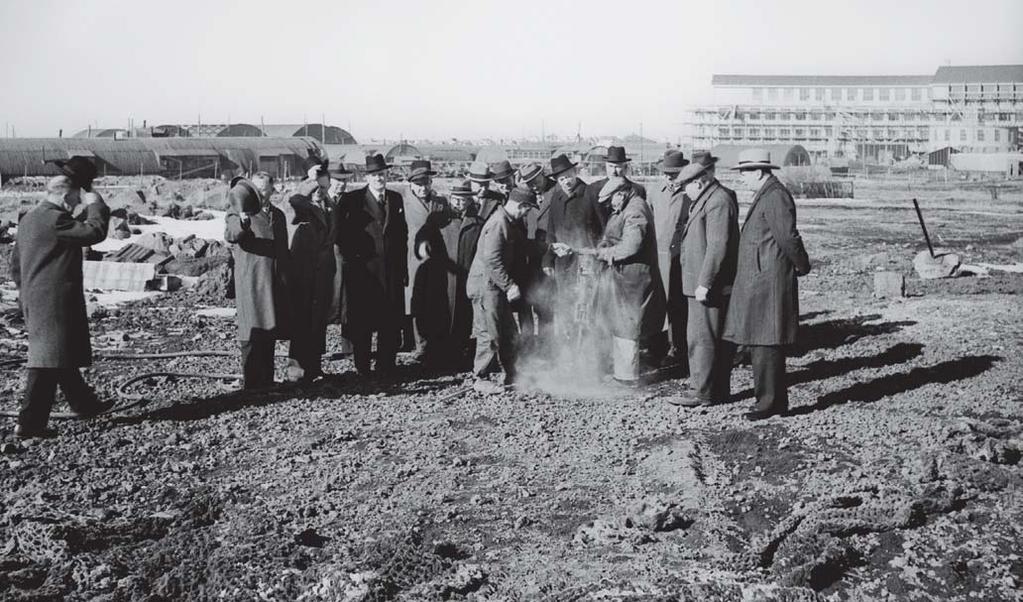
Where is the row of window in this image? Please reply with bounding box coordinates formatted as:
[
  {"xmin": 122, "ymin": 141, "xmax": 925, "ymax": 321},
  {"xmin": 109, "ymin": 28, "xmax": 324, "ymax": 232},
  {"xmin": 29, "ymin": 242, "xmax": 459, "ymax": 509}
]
[
  {"xmin": 733, "ymin": 111, "xmax": 933, "ymax": 122},
  {"xmin": 941, "ymin": 128, "xmax": 1005, "ymax": 142},
  {"xmin": 750, "ymin": 86, "xmax": 928, "ymax": 103},
  {"xmin": 714, "ymin": 127, "xmax": 930, "ymax": 139}
]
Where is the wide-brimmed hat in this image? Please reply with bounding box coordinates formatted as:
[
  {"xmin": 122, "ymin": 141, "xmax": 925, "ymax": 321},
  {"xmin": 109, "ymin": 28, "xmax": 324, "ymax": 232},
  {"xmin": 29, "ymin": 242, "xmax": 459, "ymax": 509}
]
[
  {"xmin": 661, "ymin": 150, "xmax": 689, "ymax": 174},
  {"xmin": 730, "ymin": 148, "xmax": 780, "ymax": 171},
  {"xmin": 605, "ymin": 146, "xmax": 630, "ymax": 164},
  {"xmin": 517, "ymin": 162, "xmax": 543, "ymax": 184},
  {"xmin": 467, "ymin": 161, "xmax": 492, "ymax": 182},
  {"xmin": 549, "ymin": 154, "xmax": 578, "ymax": 176},
  {"xmin": 229, "ymin": 178, "xmax": 262, "ymax": 215},
  {"xmin": 449, "ymin": 180, "xmax": 475, "ymax": 196},
  {"xmin": 691, "ymin": 151, "xmax": 719, "ymax": 168},
  {"xmin": 364, "ymin": 153, "xmax": 392, "ymax": 174},
  {"xmin": 507, "ymin": 186, "xmax": 539, "ymax": 208},
  {"xmin": 407, "ymin": 159, "xmax": 437, "ymax": 182},
  {"xmin": 54, "ymin": 156, "xmax": 98, "ymax": 188},
  {"xmin": 490, "ymin": 160, "xmax": 515, "ymax": 181}
]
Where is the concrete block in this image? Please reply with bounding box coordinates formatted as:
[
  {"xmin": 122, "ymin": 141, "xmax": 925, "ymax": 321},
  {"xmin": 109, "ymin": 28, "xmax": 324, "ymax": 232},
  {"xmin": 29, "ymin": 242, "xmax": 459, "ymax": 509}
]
[
  {"xmin": 913, "ymin": 250, "xmax": 961, "ymax": 279},
  {"xmin": 873, "ymin": 271, "xmax": 905, "ymax": 298}
]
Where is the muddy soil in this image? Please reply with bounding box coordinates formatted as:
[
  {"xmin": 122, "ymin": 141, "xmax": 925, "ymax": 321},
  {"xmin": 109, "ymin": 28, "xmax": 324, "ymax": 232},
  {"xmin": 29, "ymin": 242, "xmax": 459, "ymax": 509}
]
[{"xmin": 0, "ymin": 182, "xmax": 1021, "ymax": 601}]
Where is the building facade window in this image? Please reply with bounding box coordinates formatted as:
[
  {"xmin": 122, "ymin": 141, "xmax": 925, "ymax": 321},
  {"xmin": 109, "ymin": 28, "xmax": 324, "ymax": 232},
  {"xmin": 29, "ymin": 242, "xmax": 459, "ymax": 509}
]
[
  {"xmin": 733, "ymin": 128, "xmax": 744, "ymax": 137},
  {"xmin": 831, "ymin": 88, "xmax": 842, "ymax": 102},
  {"xmin": 764, "ymin": 128, "xmax": 775, "ymax": 137},
  {"xmin": 810, "ymin": 128, "xmax": 820, "ymax": 137},
  {"xmin": 799, "ymin": 88, "xmax": 810, "ymax": 101},
  {"xmin": 911, "ymin": 88, "xmax": 922, "ymax": 101},
  {"xmin": 879, "ymin": 88, "xmax": 890, "ymax": 101},
  {"xmin": 994, "ymin": 129, "xmax": 1000, "ymax": 142},
  {"xmin": 960, "ymin": 129, "xmax": 967, "ymax": 141},
  {"xmin": 976, "ymin": 129, "xmax": 985, "ymax": 142},
  {"xmin": 779, "ymin": 128, "xmax": 791, "ymax": 137},
  {"xmin": 794, "ymin": 128, "xmax": 804, "ymax": 137},
  {"xmin": 814, "ymin": 88, "xmax": 824, "ymax": 101},
  {"xmin": 749, "ymin": 128, "xmax": 760, "ymax": 137},
  {"xmin": 863, "ymin": 88, "xmax": 874, "ymax": 101},
  {"xmin": 895, "ymin": 88, "xmax": 906, "ymax": 101},
  {"xmin": 718, "ymin": 127, "xmax": 730, "ymax": 137},
  {"xmin": 846, "ymin": 88, "xmax": 857, "ymax": 101},
  {"xmin": 752, "ymin": 87, "xmax": 763, "ymax": 101},
  {"xmin": 944, "ymin": 129, "xmax": 950, "ymax": 142},
  {"xmin": 768, "ymin": 88, "xmax": 778, "ymax": 101},
  {"xmin": 784, "ymin": 88, "xmax": 794, "ymax": 100},
  {"xmin": 765, "ymin": 112, "xmax": 775, "ymax": 121}
]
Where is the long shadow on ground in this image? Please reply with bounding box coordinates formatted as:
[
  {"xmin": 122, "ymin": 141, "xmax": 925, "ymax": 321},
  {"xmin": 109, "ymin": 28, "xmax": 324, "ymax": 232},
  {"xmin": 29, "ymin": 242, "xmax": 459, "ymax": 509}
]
[
  {"xmin": 788, "ymin": 354, "xmax": 1002, "ymax": 416},
  {"xmin": 731, "ymin": 342, "xmax": 925, "ymax": 402},
  {"xmin": 791, "ymin": 314, "xmax": 917, "ymax": 357}
]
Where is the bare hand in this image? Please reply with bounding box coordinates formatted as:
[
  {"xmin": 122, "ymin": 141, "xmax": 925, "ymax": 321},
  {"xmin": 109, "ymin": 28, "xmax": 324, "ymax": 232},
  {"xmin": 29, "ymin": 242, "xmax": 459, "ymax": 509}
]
[
  {"xmin": 417, "ymin": 241, "xmax": 431, "ymax": 259},
  {"xmin": 507, "ymin": 284, "xmax": 522, "ymax": 303},
  {"xmin": 551, "ymin": 242, "xmax": 572, "ymax": 257},
  {"xmin": 542, "ymin": 267, "xmax": 554, "ymax": 277},
  {"xmin": 695, "ymin": 285, "xmax": 709, "ymax": 303}
]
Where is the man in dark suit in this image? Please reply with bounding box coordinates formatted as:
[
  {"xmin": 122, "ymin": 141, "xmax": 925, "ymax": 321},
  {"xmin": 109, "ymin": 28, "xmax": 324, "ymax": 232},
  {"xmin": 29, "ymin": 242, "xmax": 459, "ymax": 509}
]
[
  {"xmin": 725, "ymin": 149, "xmax": 811, "ymax": 421},
  {"xmin": 672, "ymin": 153, "xmax": 739, "ymax": 407},
  {"xmin": 583, "ymin": 146, "xmax": 647, "ymax": 234},
  {"xmin": 226, "ymin": 173, "xmax": 291, "ymax": 389},
  {"xmin": 649, "ymin": 150, "xmax": 692, "ymax": 372},
  {"xmin": 335, "ymin": 154, "xmax": 408, "ymax": 376},
  {"xmin": 514, "ymin": 162, "xmax": 556, "ymax": 349},
  {"xmin": 12, "ymin": 175, "xmax": 111, "ymax": 437},
  {"xmin": 402, "ymin": 160, "xmax": 448, "ymax": 363}
]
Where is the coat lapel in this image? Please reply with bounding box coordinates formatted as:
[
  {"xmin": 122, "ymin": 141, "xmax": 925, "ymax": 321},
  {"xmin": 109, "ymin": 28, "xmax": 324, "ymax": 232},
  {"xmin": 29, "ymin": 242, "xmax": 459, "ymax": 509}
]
[
  {"xmin": 742, "ymin": 176, "xmax": 777, "ymax": 231},
  {"xmin": 682, "ymin": 180, "xmax": 719, "ymax": 237}
]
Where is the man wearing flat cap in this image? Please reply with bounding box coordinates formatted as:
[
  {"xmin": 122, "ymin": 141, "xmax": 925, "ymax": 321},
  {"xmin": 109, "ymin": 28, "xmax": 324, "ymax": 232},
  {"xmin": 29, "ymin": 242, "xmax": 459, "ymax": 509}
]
[
  {"xmin": 672, "ymin": 151, "xmax": 739, "ymax": 407},
  {"xmin": 725, "ymin": 149, "xmax": 810, "ymax": 421},
  {"xmin": 649, "ymin": 150, "xmax": 693, "ymax": 372},
  {"xmin": 411, "ymin": 180, "xmax": 484, "ymax": 368},
  {"xmin": 285, "ymin": 157, "xmax": 343, "ymax": 381},
  {"xmin": 335, "ymin": 154, "xmax": 409, "ymax": 376},
  {"xmin": 226, "ymin": 174, "xmax": 291, "ymax": 389},
  {"xmin": 402, "ymin": 159, "xmax": 450, "ymax": 364},
  {"xmin": 466, "ymin": 187, "xmax": 550, "ymax": 392},
  {"xmin": 11, "ymin": 173, "xmax": 111, "ymax": 438},
  {"xmin": 584, "ymin": 146, "xmax": 647, "ymax": 234}
]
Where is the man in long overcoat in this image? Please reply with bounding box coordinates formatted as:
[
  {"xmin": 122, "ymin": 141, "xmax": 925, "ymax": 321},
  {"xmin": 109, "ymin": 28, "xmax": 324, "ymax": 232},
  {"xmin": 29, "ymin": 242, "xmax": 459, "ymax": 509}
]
[
  {"xmin": 402, "ymin": 160, "xmax": 448, "ymax": 361},
  {"xmin": 649, "ymin": 150, "xmax": 692, "ymax": 372},
  {"xmin": 592, "ymin": 184, "xmax": 666, "ymax": 383},
  {"xmin": 542, "ymin": 155, "xmax": 600, "ymax": 343},
  {"xmin": 335, "ymin": 154, "xmax": 408, "ymax": 376},
  {"xmin": 673, "ymin": 154, "xmax": 739, "ymax": 407},
  {"xmin": 411, "ymin": 181, "xmax": 483, "ymax": 367},
  {"xmin": 226, "ymin": 173, "xmax": 291, "ymax": 389},
  {"xmin": 12, "ymin": 175, "xmax": 111, "ymax": 437},
  {"xmin": 725, "ymin": 149, "xmax": 811, "ymax": 420},
  {"xmin": 515, "ymin": 162, "xmax": 556, "ymax": 349},
  {"xmin": 286, "ymin": 160, "xmax": 340, "ymax": 381}
]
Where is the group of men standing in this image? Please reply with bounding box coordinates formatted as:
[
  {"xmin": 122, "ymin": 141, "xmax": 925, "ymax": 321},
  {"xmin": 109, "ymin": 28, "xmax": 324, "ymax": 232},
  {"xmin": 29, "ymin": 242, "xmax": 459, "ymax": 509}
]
[{"xmin": 9, "ymin": 144, "xmax": 810, "ymax": 439}]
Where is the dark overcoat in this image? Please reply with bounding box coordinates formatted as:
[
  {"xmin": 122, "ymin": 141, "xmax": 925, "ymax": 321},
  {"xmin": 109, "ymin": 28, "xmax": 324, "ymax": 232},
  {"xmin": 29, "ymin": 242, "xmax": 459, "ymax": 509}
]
[
  {"xmin": 402, "ymin": 187, "xmax": 448, "ymax": 319},
  {"xmin": 595, "ymin": 194, "xmax": 666, "ymax": 342},
  {"xmin": 542, "ymin": 178, "xmax": 600, "ymax": 274},
  {"xmin": 476, "ymin": 189, "xmax": 504, "ymax": 224},
  {"xmin": 13, "ymin": 197, "xmax": 110, "ymax": 368},
  {"xmin": 724, "ymin": 175, "xmax": 811, "ymax": 346},
  {"xmin": 226, "ymin": 202, "xmax": 291, "ymax": 341},
  {"xmin": 335, "ymin": 186, "xmax": 408, "ymax": 334},
  {"xmin": 679, "ymin": 179, "xmax": 739, "ymax": 299},
  {"xmin": 287, "ymin": 186, "xmax": 338, "ymax": 357},
  {"xmin": 411, "ymin": 207, "xmax": 483, "ymax": 340},
  {"xmin": 649, "ymin": 182, "xmax": 691, "ymax": 316}
]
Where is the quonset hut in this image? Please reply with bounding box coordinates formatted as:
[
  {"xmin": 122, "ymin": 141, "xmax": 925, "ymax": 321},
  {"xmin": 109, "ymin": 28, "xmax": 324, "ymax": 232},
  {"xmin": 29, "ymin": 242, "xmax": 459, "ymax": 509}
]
[{"xmin": 0, "ymin": 137, "xmax": 325, "ymax": 183}]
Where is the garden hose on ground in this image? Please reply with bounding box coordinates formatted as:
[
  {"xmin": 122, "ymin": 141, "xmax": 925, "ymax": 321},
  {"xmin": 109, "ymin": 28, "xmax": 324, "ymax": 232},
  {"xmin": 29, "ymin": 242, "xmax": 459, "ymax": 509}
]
[{"xmin": 0, "ymin": 349, "xmax": 348, "ymax": 419}]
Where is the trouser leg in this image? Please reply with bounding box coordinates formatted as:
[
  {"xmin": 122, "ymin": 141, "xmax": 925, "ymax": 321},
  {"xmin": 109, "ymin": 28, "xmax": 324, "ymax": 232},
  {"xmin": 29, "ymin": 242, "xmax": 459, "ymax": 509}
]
[
  {"xmin": 472, "ymin": 296, "xmax": 497, "ymax": 377},
  {"xmin": 750, "ymin": 345, "xmax": 788, "ymax": 412},
  {"xmin": 56, "ymin": 368, "xmax": 100, "ymax": 414},
  {"xmin": 496, "ymin": 298, "xmax": 518, "ymax": 383},
  {"xmin": 375, "ymin": 322, "xmax": 400, "ymax": 372},
  {"xmin": 686, "ymin": 297, "xmax": 729, "ymax": 402},
  {"xmin": 20, "ymin": 368, "xmax": 57, "ymax": 432},
  {"xmin": 241, "ymin": 336, "xmax": 275, "ymax": 389},
  {"xmin": 350, "ymin": 330, "xmax": 372, "ymax": 374}
]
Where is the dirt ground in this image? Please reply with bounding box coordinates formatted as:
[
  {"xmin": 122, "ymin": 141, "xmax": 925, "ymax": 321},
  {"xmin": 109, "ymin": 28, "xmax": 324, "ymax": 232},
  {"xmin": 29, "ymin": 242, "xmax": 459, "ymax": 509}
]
[{"xmin": 1, "ymin": 177, "xmax": 1022, "ymax": 601}]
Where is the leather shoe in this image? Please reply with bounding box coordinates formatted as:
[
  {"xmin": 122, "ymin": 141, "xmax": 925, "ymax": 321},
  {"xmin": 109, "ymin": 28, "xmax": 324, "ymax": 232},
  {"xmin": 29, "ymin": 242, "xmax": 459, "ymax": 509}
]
[
  {"xmin": 744, "ymin": 407, "xmax": 786, "ymax": 422},
  {"xmin": 14, "ymin": 425, "xmax": 59, "ymax": 439},
  {"xmin": 667, "ymin": 394, "xmax": 713, "ymax": 407},
  {"xmin": 76, "ymin": 398, "xmax": 115, "ymax": 418}
]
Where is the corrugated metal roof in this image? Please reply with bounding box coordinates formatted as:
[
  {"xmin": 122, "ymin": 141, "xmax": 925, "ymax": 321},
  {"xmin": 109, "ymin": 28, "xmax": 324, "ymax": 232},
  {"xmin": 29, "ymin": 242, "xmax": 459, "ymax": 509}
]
[
  {"xmin": 932, "ymin": 64, "xmax": 1023, "ymax": 84},
  {"xmin": 712, "ymin": 74, "xmax": 933, "ymax": 86}
]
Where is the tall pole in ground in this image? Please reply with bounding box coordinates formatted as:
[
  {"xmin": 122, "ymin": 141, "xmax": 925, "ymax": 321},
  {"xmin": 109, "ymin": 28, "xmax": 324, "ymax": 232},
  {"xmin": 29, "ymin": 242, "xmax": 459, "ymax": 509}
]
[{"xmin": 912, "ymin": 198, "xmax": 935, "ymax": 258}]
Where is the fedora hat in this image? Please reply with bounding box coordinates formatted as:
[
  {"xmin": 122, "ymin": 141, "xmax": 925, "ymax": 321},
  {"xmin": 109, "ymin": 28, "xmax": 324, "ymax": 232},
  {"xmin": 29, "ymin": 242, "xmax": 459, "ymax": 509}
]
[
  {"xmin": 691, "ymin": 151, "xmax": 720, "ymax": 168},
  {"xmin": 605, "ymin": 146, "xmax": 630, "ymax": 164},
  {"xmin": 54, "ymin": 155, "xmax": 98, "ymax": 189},
  {"xmin": 490, "ymin": 160, "xmax": 515, "ymax": 181},
  {"xmin": 517, "ymin": 162, "xmax": 543, "ymax": 183},
  {"xmin": 407, "ymin": 159, "xmax": 437, "ymax": 182},
  {"xmin": 364, "ymin": 153, "xmax": 391, "ymax": 174},
  {"xmin": 449, "ymin": 180, "xmax": 475, "ymax": 196},
  {"xmin": 507, "ymin": 186, "xmax": 538, "ymax": 208},
  {"xmin": 229, "ymin": 178, "xmax": 262, "ymax": 215},
  {"xmin": 467, "ymin": 161, "xmax": 492, "ymax": 182},
  {"xmin": 661, "ymin": 150, "xmax": 689, "ymax": 174},
  {"xmin": 730, "ymin": 148, "xmax": 780, "ymax": 171},
  {"xmin": 548, "ymin": 153, "xmax": 578, "ymax": 176}
]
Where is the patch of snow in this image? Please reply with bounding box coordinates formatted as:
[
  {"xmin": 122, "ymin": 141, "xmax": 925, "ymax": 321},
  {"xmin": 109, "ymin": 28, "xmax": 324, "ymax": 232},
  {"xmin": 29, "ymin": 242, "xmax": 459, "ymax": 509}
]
[
  {"xmin": 91, "ymin": 291, "xmax": 163, "ymax": 307},
  {"xmin": 195, "ymin": 307, "xmax": 236, "ymax": 318},
  {"xmin": 93, "ymin": 211, "xmax": 226, "ymax": 253}
]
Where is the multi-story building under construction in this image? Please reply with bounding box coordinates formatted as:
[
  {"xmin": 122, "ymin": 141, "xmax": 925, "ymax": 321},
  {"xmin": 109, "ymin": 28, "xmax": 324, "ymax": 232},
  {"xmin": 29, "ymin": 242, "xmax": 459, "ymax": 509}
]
[{"xmin": 684, "ymin": 64, "xmax": 1023, "ymax": 163}]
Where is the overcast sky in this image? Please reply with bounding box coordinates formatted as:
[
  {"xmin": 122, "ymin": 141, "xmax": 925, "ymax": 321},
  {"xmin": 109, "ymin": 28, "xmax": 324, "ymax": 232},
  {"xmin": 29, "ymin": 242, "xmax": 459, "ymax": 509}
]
[{"xmin": 1, "ymin": 0, "xmax": 1020, "ymax": 141}]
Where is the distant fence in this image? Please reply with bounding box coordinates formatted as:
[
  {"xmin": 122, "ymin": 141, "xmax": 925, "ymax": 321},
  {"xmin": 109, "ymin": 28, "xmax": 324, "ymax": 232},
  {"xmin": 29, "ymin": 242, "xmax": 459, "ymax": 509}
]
[{"xmin": 788, "ymin": 180, "xmax": 854, "ymax": 199}]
